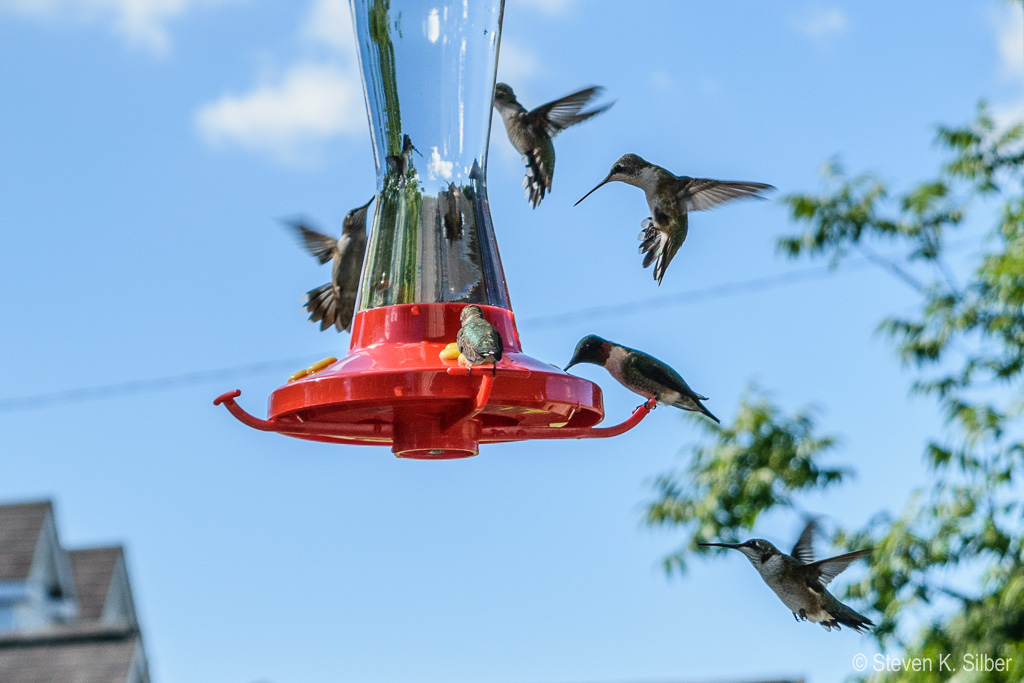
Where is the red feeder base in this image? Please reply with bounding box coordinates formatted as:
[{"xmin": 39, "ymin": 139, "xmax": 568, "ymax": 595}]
[{"xmin": 215, "ymin": 303, "xmax": 654, "ymax": 459}]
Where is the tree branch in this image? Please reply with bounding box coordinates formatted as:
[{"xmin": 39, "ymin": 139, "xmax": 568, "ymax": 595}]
[{"xmin": 856, "ymin": 243, "xmax": 927, "ymax": 293}]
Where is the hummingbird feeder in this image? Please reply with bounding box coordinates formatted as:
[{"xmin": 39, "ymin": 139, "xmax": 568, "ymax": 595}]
[{"xmin": 215, "ymin": 0, "xmax": 655, "ymax": 459}]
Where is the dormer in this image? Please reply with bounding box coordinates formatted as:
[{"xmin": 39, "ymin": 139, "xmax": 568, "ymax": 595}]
[
  {"xmin": 0, "ymin": 499, "xmax": 150, "ymax": 682},
  {"xmin": 69, "ymin": 546, "xmax": 138, "ymax": 628},
  {"xmin": 0, "ymin": 501, "xmax": 78, "ymax": 631}
]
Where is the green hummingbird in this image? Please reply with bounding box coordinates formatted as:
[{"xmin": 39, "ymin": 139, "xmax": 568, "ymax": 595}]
[
  {"xmin": 457, "ymin": 305, "xmax": 504, "ymax": 374},
  {"xmin": 575, "ymin": 153, "xmax": 774, "ymax": 284},
  {"xmin": 492, "ymin": 83, "xmax": 613, "ymax": 208},
  {"xmin": 284, "ymin": 196, "xmax": 374, "ymax": 332},
  {"xmin": 563, "ymin": 334, "xmax": 718, "ymax": 422},
  {"xmin": 700, "ymin": 520, "xmax": 874, "ymax": 633},
  {"xmin": 385, "ymin": 134, "xmax": 421, "ymax": 184}
]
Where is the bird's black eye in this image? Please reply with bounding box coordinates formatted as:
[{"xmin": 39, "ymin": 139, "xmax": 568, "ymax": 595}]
[
  {"xmin": 611, "ymin": 165, "xmax": 622, "ymax": 175},
  {"xmin": 745, "ymin": 541, "xmax": 756, "ymax": 548}
]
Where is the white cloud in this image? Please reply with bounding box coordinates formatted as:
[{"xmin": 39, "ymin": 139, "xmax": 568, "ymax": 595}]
[
  {"xmin": 497, "ymin": 38, "xmax": 539, "ymax": 83},
  {"xmin": 195, "ymin": 62, "xmax": 364, "ymax": 165},
  {"xmin": 426, "ymin": 7, "xmax": 440, "ymax": 43},
  {"xmin": 790, "ymin": 7, "xmax": 848, "ymax": 40},
  {"xmin": 194, "ymin": 0, "xmax": 364, "ymax": 164},
  {"xmin": 427, "ymin": 147, "xmax": 453, "ymax": 179},
  {"xmin": 0, "ymin": 0, "xmax": 235, "ymax": 55},
  {"xmin": 992, "ymin": 3, "xmax": 1023, "ymax": 79},
  {"xmin": 301, "ymin": 0, "xmax": 356, "ymax": 59}
]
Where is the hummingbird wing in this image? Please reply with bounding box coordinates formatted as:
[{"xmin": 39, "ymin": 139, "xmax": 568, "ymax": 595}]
[
  {"xmin": 676, "ymin": 178, "xmax": 775, "ymax": 213},
  {"xmin": 527, "ymin": 86, "xmax": 612, "ymax": 138},
  {"xmin": 627, "ymin": 352, "xmax": 719, "ymax": 422},
  {"xmin": 790, "ymin": 520, "xmax": 819, "ymax": 564},
  {"xmin": 804, "ymin": 549, "xmax": 873, "ymax": 592},
  {"xmin": 457, "ymin": 319, "xmax": 504, "ymax": 364},
  {"xmin": 285, "ymin": 221, "xmax": 337, "ymax": 265},
  {"xmin": 624, "ymin": 350, "xmax": 708, "ymax": 401}
]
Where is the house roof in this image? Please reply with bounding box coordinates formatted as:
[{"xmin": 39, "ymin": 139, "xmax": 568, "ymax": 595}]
[
  {"xmin": 0, "ymin": 624, "xmax": 139, "ymax": 683},
  {"xmin": 0, "ymin": 502, "xmax": 52, "ymax": 581},
  {"xmin": 0, "ymin": 500, "xmax": 148, "ymax": 683},
  {"xmin": 69, "ymin": 547, "xmax": 123, "ymax": 621}
]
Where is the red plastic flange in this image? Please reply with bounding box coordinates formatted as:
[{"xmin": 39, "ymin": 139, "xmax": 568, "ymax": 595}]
[{"xmin": 216, "ymin": 303, "xmax": 654, "ymax": 459}]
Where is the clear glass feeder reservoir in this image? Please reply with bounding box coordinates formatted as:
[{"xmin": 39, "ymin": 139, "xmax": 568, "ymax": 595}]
[
  {"xmin": 215, "ymin": 0, "xmax": 657, "ymax": 458},
  {"xmin": 355, "ymin": 0, "xmax": 509, "ymax": 310}
]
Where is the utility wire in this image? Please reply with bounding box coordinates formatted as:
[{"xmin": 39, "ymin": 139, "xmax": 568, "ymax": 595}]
[
  {"xmin": 0, "ymin": 356, "xmax": 323, "ymax": 413},
  {"xmin": 522, "ymin": 260, "xmax": 873, "ymax": 329},
  {"xmin": 523, "ymin": 233, "xmax": 979, "ymax": 329},
  {"xmin": 0, "ymin": 245, "xmax": 969, "ymax": 413}
]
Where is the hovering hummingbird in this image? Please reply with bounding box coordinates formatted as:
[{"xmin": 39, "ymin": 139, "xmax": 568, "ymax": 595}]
[
  {"xmin": 563, "ymin": 334, "xmax": 719, "ymax": 422},
  {"xmin": 284, "ymin": 196, "xmax": 374, "ymax": 333},
  {"xmin": 457, "ymin": 304, "xmax": 504, "ymax": 375},
  {"xmin": 386, "ymin": 134, "xmax": 421, "ymax": 184},
  {"xmin": 700, "ymin": 520, "xmax": 874, "ymax": 633},
  {"xmin": 492, "ymin": 83, "xmax": 613, "ymax": 208},
  {"xmin": 575, "ymin": 153, "xmax": 774, "ymax": 284}
]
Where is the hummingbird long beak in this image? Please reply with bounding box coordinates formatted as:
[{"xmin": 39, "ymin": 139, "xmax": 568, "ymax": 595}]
[
  {"xmin": 574, "ymin": 176, "xmax": 611, "ymax": 206},
  {"xmin": 350, "ymin": 196, "xmax": 375, "ymax": 221},
  {"xmin": 412, "ymin": 146, "xmax": 423, "ymax": 158},
  {"xmin": 698, "ymin": 542, "xmax": 742, "ymax": 549},
  {"xmin": 563, "ymin": 356, "xmax": 581, "ymax": 372}
]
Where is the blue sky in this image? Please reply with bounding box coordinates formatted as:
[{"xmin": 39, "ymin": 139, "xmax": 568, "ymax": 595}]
[{"xmin": 1, "ymin": 1, "xmax": 1022, "ymax": 681}]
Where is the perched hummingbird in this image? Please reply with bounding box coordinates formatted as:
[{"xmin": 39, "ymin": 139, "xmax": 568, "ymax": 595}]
[
  {"xmin": 457, "ymin": 304, "xmax": 504, "ymax": 374},
  {"xmin": 385, "ymin": 134, "xmax": 421, "ymax": 183},
  {"xmin": 575, "ymin": 153, "xmax": 774, "ymax": 284},
  {"xmin": 700, "ymin": 521, "xmax": 874, "ymax": 633},
  {"xmin": 492, "ymin": 83, "xmax": 613, "ymax": 208},
  {"xmin": 284, "ymin": 196, "xmax": 374, "ymax": 333},
  {"xmin": 563, "ymin": 334, "xmax": 719, "ymax": 422}
]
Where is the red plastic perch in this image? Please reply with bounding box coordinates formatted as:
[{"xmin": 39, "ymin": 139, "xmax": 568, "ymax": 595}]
[{"xmin": 213, "ymin": 389, "xmax": 656, "ymax": 446}]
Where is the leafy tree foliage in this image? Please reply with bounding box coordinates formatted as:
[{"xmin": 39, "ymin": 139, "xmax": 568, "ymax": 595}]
[
  {"xmin": 646, "ymin": 390, "xmax": 848, "ymax": 574},
  {"xmin": 644, "ymin": 105, "xmax": 1024, "ymax": 679}
]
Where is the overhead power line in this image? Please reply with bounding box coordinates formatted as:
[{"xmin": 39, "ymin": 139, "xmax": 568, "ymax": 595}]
[
  {"xmin": 0, "ymin": 356, "xmax": 323, "ymax": 413},
  {"xmin": 522, "ymin": 260, "xmax": 872, "ymax": 329},
  {"xmin": 0, "ymin": 246, "xmax": 965, "ymax": 413}
]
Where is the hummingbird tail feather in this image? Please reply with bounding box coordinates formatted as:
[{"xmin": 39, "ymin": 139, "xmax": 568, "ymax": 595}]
[
  {"xmin": 521, "ymin": 151, "xmax": 551, "ymax": 208},
  {"xmin": 638, "ymin": 219, "xmax": 658, "ymax": 254},
  {"xmin": 637, "ymin": 222, "xmax": 677, "ymax": 285},
  {"xmin": 692, "ymin": 401, "xmax": 721, "ymax": 424},
  {"xmin": 822, "ymin": 594, "xmax": 874, "ymax": 633},
  {"xmin": 305, "ymin": 283, "xmax": 344, "ymax": 332},
  {"xmin": 831, "ymin": 604, "xmax": 874, "ymax": 633}
]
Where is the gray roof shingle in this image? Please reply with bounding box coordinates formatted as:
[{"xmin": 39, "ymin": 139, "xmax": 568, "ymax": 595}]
[
  {"xmin": 0, "ymin": 625, "xmax": 139, "ymax": 683},
  {"xmin": 69, "ymin": 547, "xmax": 123, "ymax": 621},
  {"xmin": 0, "ymin": 502, "xmax": 52, "ymax": 581}
]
